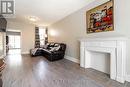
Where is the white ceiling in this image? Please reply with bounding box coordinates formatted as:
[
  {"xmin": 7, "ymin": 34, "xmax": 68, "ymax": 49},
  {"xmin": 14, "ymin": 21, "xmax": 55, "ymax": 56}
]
[{"xmin": 7, "ymin": 0, "xmax": 94, "ymax": 26}]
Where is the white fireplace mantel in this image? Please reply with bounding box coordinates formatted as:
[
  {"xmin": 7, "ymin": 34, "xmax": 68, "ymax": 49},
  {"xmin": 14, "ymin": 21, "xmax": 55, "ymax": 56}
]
[{"xmin": 79, "ymin": 37, "xmax": 127, "ymax": 83}]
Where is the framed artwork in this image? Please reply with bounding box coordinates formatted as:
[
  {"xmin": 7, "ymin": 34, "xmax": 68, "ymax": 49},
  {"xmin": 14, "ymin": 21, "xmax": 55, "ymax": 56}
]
[{"xmin": 86, "ymin": 0, "xmax": 113, "ymax": 33}]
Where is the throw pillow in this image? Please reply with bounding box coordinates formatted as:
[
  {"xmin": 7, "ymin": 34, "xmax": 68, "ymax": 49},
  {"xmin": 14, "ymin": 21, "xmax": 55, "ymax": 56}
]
[
  {"xmin": 49, "ymin": 43, "xmax": 55, "ymax": 47},
  {"xmin": 55, "ymin": 46, "xmax": 60, "ymax": 51},
  {"xmin": 49, "ymin": 47, "xmax": 55, "ymax": 52},
  {"xmin": 54, "ymin": 43, "xmax": 59, "ymax": 47},
  {"xmin": 49, "ymin": 46, "xmax": 61, "ymax": 52}
]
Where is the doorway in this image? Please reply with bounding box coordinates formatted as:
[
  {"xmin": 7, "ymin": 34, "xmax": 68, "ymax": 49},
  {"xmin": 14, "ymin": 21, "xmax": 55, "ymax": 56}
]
[
  {"xmin": 6, "ymin": 31, "xmax": 21, "ymax": 54},
  {"xmin": 8, "ymin": 35, "xmax": 21, "ymax": 49}
]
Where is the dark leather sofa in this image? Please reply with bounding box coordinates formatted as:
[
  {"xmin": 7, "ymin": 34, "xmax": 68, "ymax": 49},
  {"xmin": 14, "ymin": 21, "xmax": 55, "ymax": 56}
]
[{"xmin": 30, "ymin": 43, "xmax": 66, "ymax": 61}]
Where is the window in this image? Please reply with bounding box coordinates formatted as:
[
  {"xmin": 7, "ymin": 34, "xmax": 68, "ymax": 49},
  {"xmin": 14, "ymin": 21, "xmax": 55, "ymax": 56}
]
[
  {"xmin": 39, "ymin": 28, "xmax": 46, "ymax": 46},
  {"xmin": 35, "ymin": 27, "xmax": 47, "ymax": 48},
  {"xmin": 0, "ymin": 32, "xmax": 4, "ymax": 57},
  {"xmin": 9, "ymin": 35, "xmax": 21, "ymax": 49}
]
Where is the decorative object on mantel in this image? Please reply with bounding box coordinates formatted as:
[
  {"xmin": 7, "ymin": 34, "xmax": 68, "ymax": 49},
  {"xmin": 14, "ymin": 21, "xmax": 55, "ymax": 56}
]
[{"xmin": 86, "ymin": 0, "xmax": 113, "ymax": 33}]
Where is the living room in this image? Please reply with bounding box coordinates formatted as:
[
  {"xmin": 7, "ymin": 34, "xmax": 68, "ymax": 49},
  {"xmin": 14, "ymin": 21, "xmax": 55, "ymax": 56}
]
[{"xmin": 0, "ymin": 0, "xmax": 130, "ymax": 87}]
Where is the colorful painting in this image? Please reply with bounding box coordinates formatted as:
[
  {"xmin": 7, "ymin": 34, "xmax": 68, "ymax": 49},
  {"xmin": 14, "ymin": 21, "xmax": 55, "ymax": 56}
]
[{"xmin": 86, "ymin": 0, "xmax": 113, "ymax": 33}]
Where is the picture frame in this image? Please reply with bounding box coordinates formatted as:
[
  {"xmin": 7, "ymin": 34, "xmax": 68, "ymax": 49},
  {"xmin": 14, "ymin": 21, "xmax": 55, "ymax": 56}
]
[{"xmin": 86, "ymin": 0, "xmax": 114, "ymax": 33}]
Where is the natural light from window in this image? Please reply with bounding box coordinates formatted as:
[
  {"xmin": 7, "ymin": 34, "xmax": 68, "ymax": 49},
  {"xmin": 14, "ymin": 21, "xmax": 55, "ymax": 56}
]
[
  {"xmin": 9, "ymin": 35, "xmax": 21, "ymax": 49},
  {"xmin": 39, "ymin": 28, "xmax": 46, "ymax": 46}
]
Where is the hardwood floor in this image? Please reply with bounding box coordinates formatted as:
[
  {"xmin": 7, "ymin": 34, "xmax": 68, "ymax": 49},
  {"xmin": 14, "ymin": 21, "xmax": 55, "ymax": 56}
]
[{"xmin": 1, "ymin": 53, "xmax": 130, "ymax": 87}]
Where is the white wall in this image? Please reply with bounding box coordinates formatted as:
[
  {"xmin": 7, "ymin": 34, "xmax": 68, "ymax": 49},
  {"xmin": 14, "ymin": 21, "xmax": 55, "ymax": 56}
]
[
  {"xmin": 48, "ymin": 0, "xmax": 130, "ymax": 77},
  {"xmin": 7, "ymin": 21, "xmax": 35, "ymax": 54}
]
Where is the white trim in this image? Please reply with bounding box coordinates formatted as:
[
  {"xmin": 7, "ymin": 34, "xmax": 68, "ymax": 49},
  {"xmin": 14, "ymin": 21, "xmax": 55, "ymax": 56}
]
[
  {"xmin": 65, "ymin": 55, "xmax": 79, "ymax": 64},
  {"xmin": 20, "ymin": 31, "xmax": 22, "ymax": 51},
  {"xmin": 21, "ymin": 52, "xmax": 29, "ymax": 54},
  {"xmin": 116, "ymin": 76, "xmax": 125, "ymax": 83},
  {"xmin": 80, "ymin": 37, "xmax": 127, "ymax": 83},
  {"xmin": 126, "ymin": 75, "xmax": 130, "ymax": 82}
]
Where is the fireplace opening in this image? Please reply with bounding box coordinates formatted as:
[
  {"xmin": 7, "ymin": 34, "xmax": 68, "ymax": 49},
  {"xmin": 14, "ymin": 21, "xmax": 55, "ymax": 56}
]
[{"xmin": 89, "ymin": 51, "xmax": 110, "ymax": 74}]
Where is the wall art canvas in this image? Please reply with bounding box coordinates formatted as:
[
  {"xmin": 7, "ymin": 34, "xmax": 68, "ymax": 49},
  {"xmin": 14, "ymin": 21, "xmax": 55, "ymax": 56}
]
[{"xmin": 86, "ymin": 0, "xmax": 113, "ymax": 33}]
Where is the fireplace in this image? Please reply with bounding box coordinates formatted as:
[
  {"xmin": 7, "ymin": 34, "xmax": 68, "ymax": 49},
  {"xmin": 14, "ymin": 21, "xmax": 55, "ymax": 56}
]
[{"xmin": 80, "ymin": 37, "xmax": 127, "ymax": 83}]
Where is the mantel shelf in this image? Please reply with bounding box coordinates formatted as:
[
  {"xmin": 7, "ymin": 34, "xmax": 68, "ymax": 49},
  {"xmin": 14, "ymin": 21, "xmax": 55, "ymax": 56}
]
[{"xmin": 79, "ymin": 37, "xmax": 128, "ymax": 41}]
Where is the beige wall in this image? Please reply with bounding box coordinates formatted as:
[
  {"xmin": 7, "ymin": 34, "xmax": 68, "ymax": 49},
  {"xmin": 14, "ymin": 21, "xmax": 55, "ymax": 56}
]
[
  {"xmin": 48, "ymin": 0, "xmax": 130, "ymax": 76},
  {"xmin": 7, "ymin": 21, "xmax": 35, "ymax": 54}
]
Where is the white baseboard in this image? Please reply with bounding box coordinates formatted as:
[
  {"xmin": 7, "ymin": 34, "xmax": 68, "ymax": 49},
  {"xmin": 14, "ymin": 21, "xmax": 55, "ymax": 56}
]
[
  {"xmin": 116, "ymin": 76, "xmax": 125, "ymax": 83},
  {"xmin": 64, "ymin": 55, "xmax": 80, "ymax": 64},
  {"xmin": 126, "ymin": 75, "xmax": 130, "ymax": 82},
  {"xmin": 21, "ymin": 52, "xmax": 29, "ymax": 54}
]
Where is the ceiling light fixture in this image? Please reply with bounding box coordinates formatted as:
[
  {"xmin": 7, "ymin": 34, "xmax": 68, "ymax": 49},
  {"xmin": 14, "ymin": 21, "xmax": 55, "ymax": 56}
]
[{"xmin": 29, "ymin": 16, "xmax": 38, "ymax": 22}]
